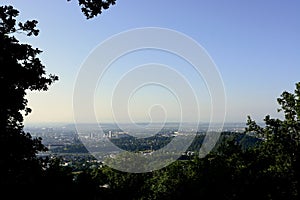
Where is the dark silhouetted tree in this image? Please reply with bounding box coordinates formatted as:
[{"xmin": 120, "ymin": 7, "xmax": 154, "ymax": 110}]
[
  {"xmin": 68, "ymin": 0, "xmax": 116, "ymax": 19},
  {"xmin": 245, "ymin": 82, "xmax": 300, "ymax": 199},
  {"xmin": 0, "ymin": 5, "xmax": 58, "ymax": 185}
]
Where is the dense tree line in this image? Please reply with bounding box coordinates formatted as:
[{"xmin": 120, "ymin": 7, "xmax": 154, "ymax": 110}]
[
  {"xmin": 52, "ymin": 132, "xmax": 260, "ymax": 155},
  {"xmin": 41, "ymin": 105, "xmax": 300, "ymax": 200}
]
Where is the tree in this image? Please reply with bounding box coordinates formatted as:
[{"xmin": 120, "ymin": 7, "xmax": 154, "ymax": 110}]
[
  {"xmin": 68, "ymin": 0, "xmax": 117, "ymax": 19},
  {"xmin": 0, "ymin": 5, "xmax": 58, "ymax": 185},
  {"xmin": 245, "ymin": 82, "xmax": 300, "ymax": 199}
]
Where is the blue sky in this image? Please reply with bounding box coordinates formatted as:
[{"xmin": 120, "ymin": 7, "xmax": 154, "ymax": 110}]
[{"xmin": 2, "ymin": 0, "xmax": 300, "ymax": 124}]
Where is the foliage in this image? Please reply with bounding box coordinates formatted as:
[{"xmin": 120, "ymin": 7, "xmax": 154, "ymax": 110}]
[
  {"xmin": 110, "ymin": 135, "xmax": 173, "ymax": 152},
  {"xmin": 245, "ymin": 82, "xmax": 300, "ymax": 199},
  {"xmin": 73, "ymin": 83, "xmax": 300, "ymax": 199},
  {"xmin": 0, "ymin": 5, "xmax": 58, "ymax": 186},
  {"xmin": 68, "ymin": 0, "xmax": 117, "ymax": 19},
  {"xmin": 51, "ymin": 143, "xmax": 89, "ymax": 153}
]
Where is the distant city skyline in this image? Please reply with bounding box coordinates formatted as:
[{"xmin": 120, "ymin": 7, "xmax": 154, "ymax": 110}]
[{"xmin": 2, "ymin": 0, "xmax": 299, "ymax": 124}]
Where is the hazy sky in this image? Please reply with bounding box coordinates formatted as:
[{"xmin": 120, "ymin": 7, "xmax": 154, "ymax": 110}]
[{"xmin": 2, "ymin": 0, "xmax": 300, "ymax": 124}]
